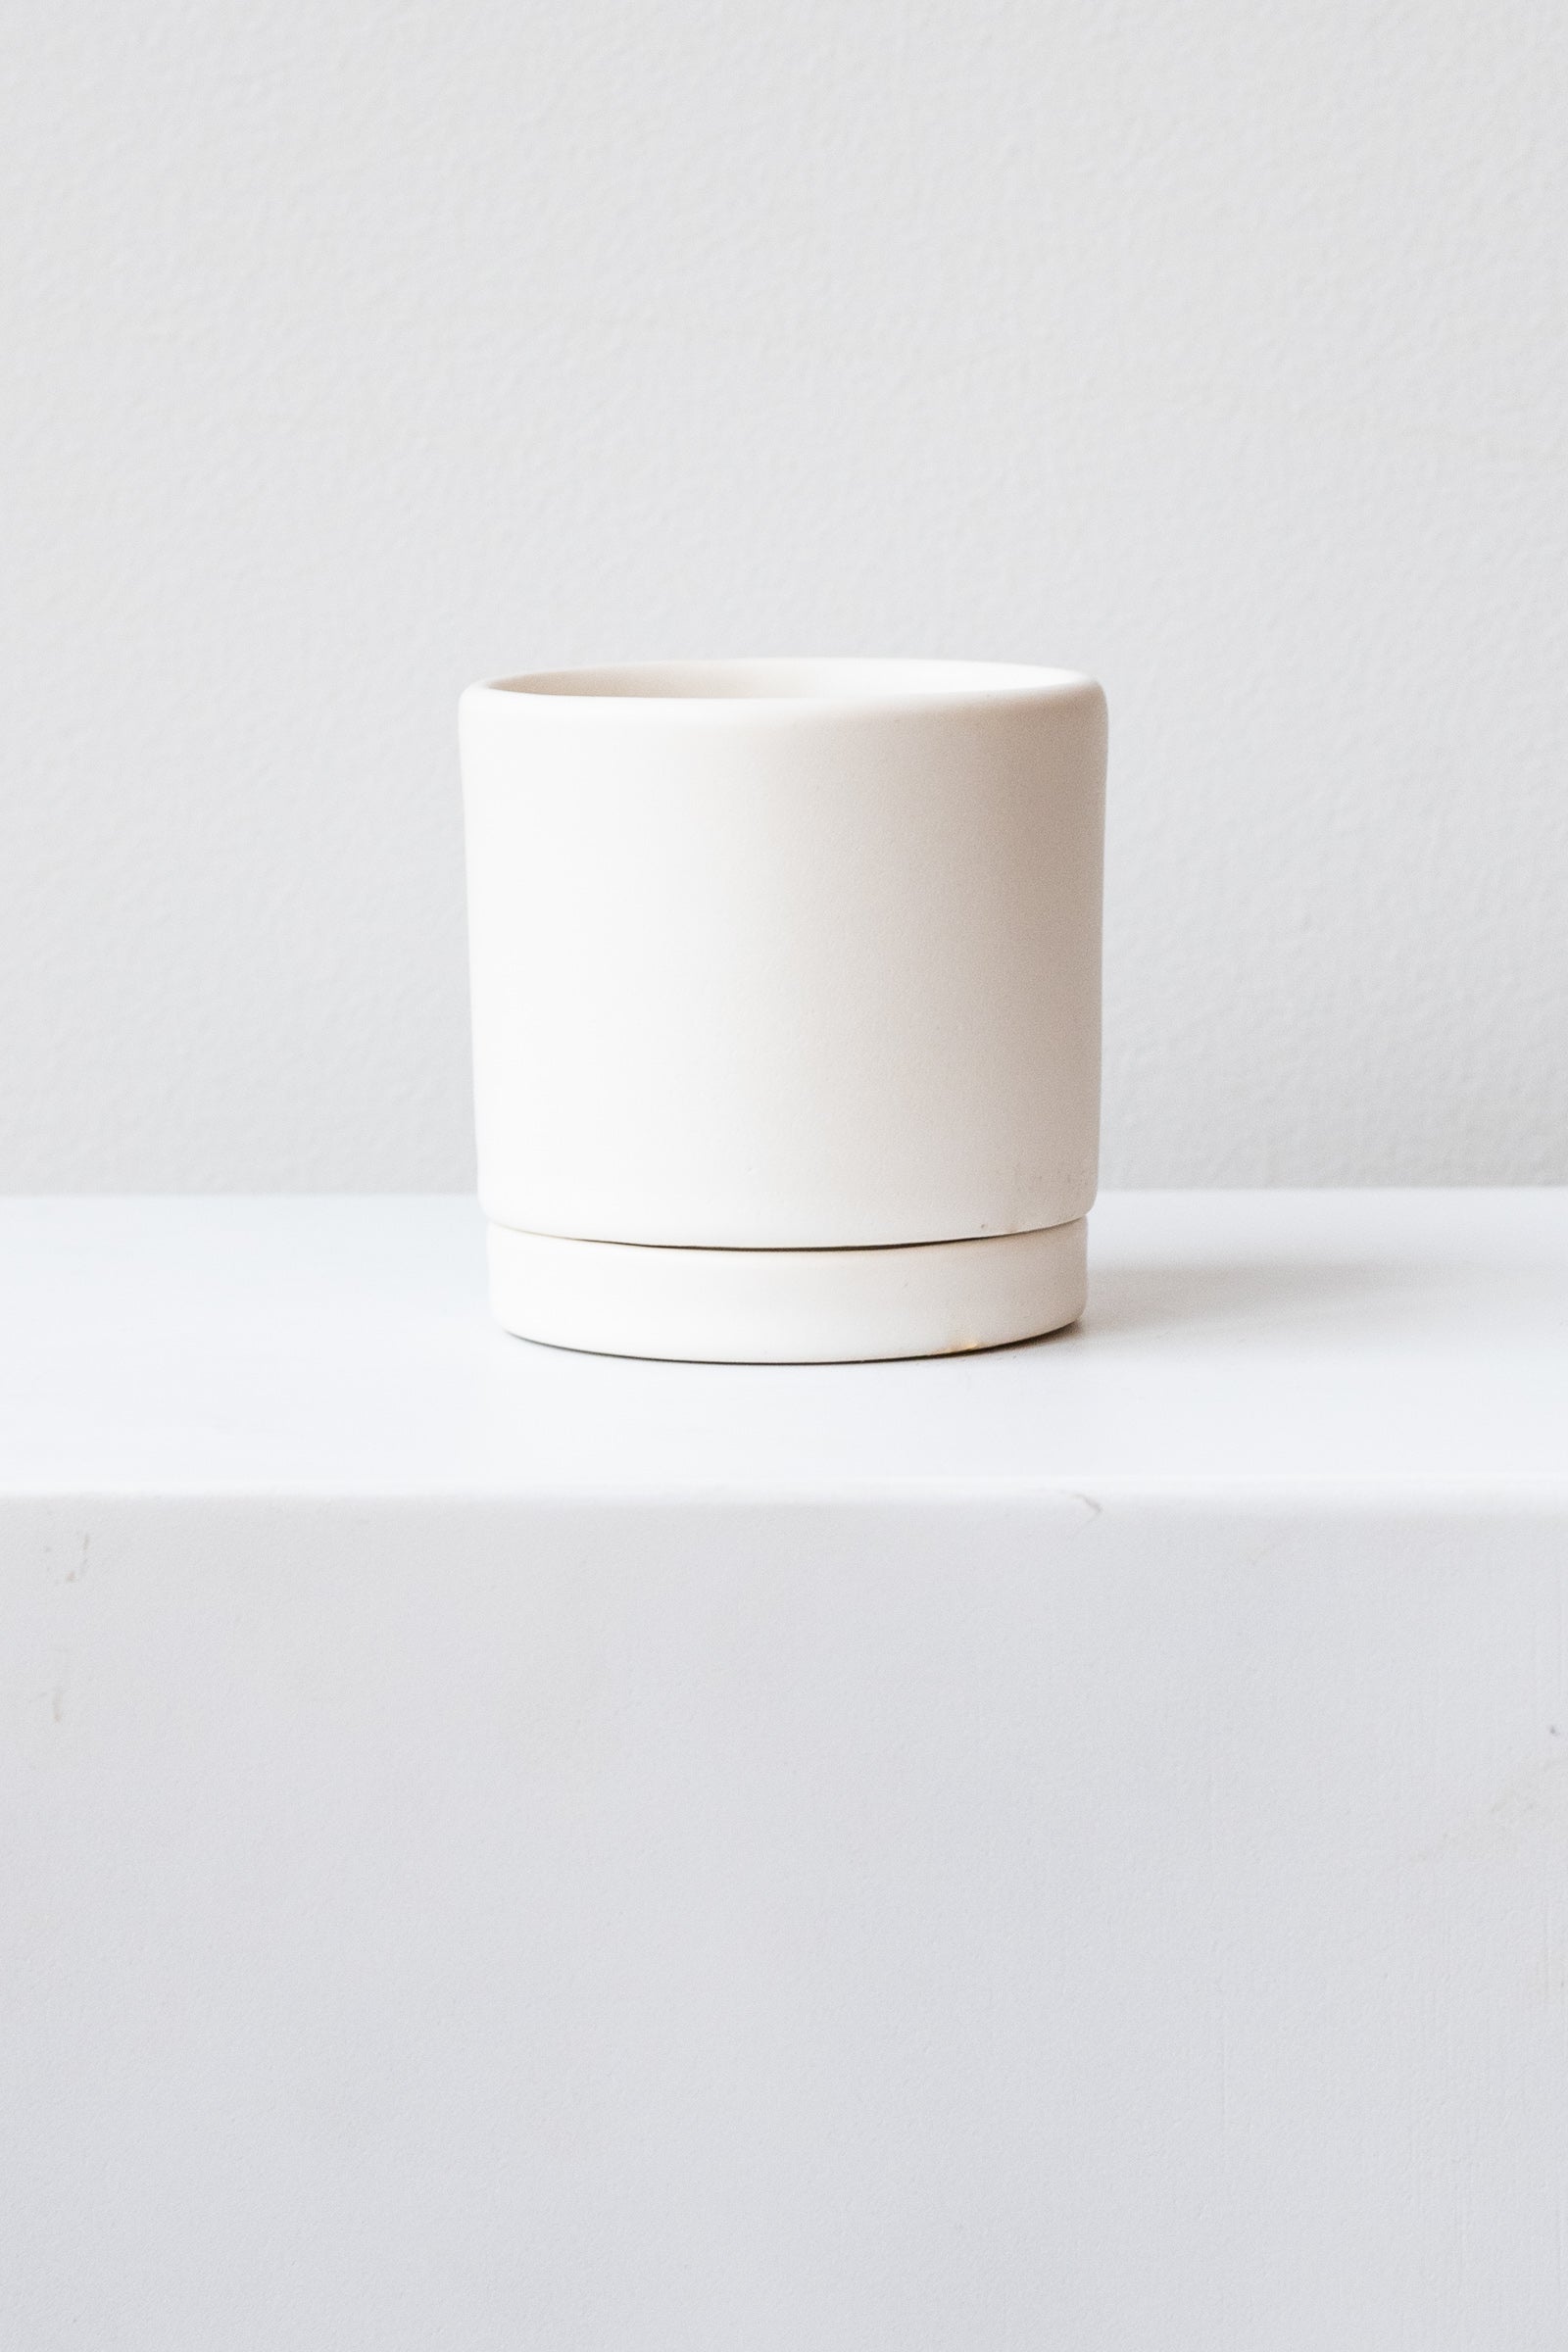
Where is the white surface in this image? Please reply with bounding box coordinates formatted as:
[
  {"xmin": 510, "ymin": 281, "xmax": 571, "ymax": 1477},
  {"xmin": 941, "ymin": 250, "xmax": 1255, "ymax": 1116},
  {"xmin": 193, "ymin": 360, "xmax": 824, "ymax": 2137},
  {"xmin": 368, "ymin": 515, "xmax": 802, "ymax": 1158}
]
[
  {"xmin": 487, "ymin": 1218, "xmax": 1088, "ymax": 1362},
  {"xmin": 4, "ymin": 1193, "xmax": 1568, "ymax": 2349},
  {"xmin": 463, "ymin": 662, "xmax": 1102, "ymax": 1251},
  {"xmin": 0, "ymin": 1190, "xmax": 1565, "ymax": 1495},
  {"xmin": 5, "ymin": 1, "xmax": 1568, "ymax": 1194}
]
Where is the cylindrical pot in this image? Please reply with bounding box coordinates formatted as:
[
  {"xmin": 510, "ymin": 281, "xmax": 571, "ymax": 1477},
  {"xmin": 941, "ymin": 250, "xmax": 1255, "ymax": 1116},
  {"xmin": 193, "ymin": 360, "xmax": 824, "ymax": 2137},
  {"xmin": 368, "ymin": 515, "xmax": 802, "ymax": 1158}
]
[{"xmin": 460, "ymin": 658, "xmax": 1105, "ymax": 1361}]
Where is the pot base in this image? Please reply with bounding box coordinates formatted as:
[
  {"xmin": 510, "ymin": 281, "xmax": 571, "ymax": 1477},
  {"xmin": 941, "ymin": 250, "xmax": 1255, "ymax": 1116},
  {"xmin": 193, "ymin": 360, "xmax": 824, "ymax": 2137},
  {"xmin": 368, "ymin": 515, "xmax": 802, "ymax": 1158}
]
[{"xmin": 487, "ymin": 1218, "xmax": 1088, "ymax": 1363}]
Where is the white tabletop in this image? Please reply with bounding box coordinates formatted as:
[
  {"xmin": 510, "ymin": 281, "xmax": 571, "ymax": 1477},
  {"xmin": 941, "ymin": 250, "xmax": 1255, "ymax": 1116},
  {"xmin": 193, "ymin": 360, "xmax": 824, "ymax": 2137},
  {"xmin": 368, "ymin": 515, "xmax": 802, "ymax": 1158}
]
[{"xmin": 3, "ymin": 1191, "xmax": 1564, "ymax": 1500}]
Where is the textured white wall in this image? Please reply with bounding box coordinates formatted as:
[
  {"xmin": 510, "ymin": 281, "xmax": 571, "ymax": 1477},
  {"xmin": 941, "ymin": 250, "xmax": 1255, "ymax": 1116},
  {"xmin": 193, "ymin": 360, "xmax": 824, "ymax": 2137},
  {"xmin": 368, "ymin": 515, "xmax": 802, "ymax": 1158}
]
[{"xmin": 3, "ymin": 0, "xmax": 1564, "ymax": 1190}]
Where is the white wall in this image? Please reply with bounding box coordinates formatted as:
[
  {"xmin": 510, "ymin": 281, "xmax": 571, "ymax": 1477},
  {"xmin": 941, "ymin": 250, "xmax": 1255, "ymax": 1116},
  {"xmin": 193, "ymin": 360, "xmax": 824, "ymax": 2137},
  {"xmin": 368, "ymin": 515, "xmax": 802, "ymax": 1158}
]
[{"xmin": 4, "ymin": 0, "xmax": 1565, "ymax": 1190}]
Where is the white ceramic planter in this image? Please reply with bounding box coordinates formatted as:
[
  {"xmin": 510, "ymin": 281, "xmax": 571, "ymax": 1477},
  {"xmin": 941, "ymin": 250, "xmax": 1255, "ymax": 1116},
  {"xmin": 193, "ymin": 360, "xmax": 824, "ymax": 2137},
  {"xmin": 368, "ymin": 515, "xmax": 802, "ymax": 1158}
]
[{"xmin": 461, "ymin": 659, "xmax": 1106, "ymax": 1360}]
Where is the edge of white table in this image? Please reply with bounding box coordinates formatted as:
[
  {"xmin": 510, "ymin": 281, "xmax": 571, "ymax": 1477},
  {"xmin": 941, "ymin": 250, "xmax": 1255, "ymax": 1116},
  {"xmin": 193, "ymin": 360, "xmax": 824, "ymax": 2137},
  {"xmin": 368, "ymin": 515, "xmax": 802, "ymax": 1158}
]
[{"xmin": 4, "ymin": 1192, "xmax": 1566, "ymax": 2350}]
